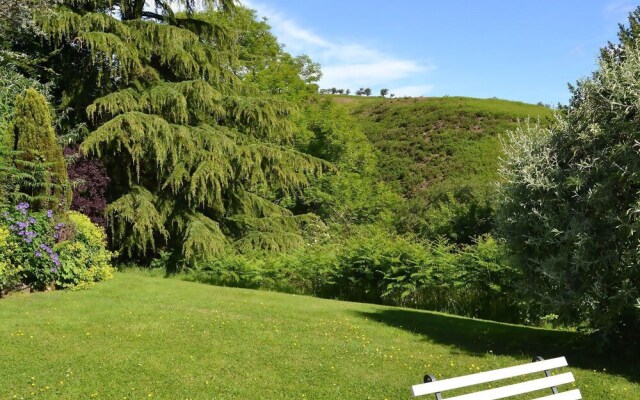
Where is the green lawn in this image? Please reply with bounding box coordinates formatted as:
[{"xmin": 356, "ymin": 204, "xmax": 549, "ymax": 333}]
[{"xmin": 0, "ymin": 273, "xmax": 637, "ymax": 399}]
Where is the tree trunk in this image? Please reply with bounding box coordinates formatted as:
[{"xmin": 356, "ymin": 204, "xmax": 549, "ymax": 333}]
[{"xmin": 121, "ymin": 0, "xmax": 146, "ymax": 20}]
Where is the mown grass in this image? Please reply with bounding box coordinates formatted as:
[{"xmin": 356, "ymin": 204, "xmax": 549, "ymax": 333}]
[
  {"xmin": 0, "ymin": 272, "xmax": 638, "ymax": 399},
  {"xmin": 334, "ymin": 95, "xmax": 554, "ymax": 198}
]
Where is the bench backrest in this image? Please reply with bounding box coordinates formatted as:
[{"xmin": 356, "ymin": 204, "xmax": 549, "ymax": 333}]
[{"xmin": 412, "ymin": 356, "xmax": 582, "ymax": 400}]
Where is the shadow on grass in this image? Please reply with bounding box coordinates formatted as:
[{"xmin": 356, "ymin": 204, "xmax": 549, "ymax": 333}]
[{"xmin": 356, "ymin": 308, "xmax": 639, "ymax": 382}]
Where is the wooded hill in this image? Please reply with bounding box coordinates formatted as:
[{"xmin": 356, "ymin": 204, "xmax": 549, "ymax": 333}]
[{"xmin": 335, "ymin": 95, "xmax": 554, "ymax": 200}]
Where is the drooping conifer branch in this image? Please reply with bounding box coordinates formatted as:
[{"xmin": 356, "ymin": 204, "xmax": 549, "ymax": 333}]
[
  {"xmin": 174, "ymin": 210, "xmax": 229, "ymax": 263},
  {"xmin": 106, "ymin": 185, "xmax": 169, "ymax": 256},
  {"xmin": 35, "ymin": 0, "xmax": 330, "ymax": 263}
]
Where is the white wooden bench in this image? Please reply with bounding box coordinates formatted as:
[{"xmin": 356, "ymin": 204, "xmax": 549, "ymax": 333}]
[{"xmin": 412, "ymin": 356, "xmax": 582, "ymax": 399}]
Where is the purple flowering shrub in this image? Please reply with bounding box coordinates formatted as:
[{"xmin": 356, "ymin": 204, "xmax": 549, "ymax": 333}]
[
  {"xmin": 0, "ymin": 202, "xmax": 114, "ymax": 293},
  {"xmin": 0, "ymin": 202, "xmax": 62, "ymax": 290}
]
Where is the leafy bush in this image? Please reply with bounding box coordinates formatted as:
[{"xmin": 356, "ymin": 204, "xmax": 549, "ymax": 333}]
[
  {"xmin": 300, "ymin": 99, "xmax": 401, "ymax": 228},
  {"xmin": 0, "ymin": 71, "xmax": 55, "ymax": 209},
  {"xmin": 497, "ymin": 11, "xmax": 640, "ymax": 347},
  {"xmin": 448, "ymin": 235, "xmax": 520, "ymax": 321},
  {"xmin": 55, "ymin": 211, "xmax": 114, "ymax": 289},
  {"xmin": 0, "ymin": 204, "xmax": 114, "ymax": 294},
  {"xmin": 65, "ymin": 148, "xmax": 110, "ymax": 227},
  {"xmin": 329, "ymin": 229, "xmax": 451, "ymax": 305},
  {"xmin": 396, "ymin": 188, "xmax": 495, "ymax": 244},
  {"xmin": 187, "ymin": 229, "xmax": 517, "ymax": 321},
  {"xmin": 189, "ymin": 247, "xmax": 338, "ymax": 295},
  {"xmin": 303, "ymin": 172, "xmax": 401, "ymax": 227},
  {"xmin": 0, "ymin": 226, "xmax": 22, "ymax": 296},
  {"xmin": 0, "ymin": 202, "xmax": 61, "ymax": 290}
]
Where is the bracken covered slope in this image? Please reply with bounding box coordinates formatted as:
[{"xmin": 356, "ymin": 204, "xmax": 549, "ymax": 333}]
[{"xmin": 337, "ymin": 96, "xmax": 554, "ymax": 199}]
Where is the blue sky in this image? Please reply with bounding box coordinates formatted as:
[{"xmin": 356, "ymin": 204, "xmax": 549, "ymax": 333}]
[{"xmin": 240, "ymin": 0, "xmax": 637, "ymax": 105}]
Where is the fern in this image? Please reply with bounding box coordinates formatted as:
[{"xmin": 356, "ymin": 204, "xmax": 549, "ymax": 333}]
[{"xmin": 0, "ymin": 150, "xmax": 62, "ymax": 209}]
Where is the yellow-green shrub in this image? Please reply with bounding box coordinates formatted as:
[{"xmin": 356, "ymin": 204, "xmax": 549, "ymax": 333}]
[
  {"xmin": 54, "ymin": 211, "xmax": 114, "ymax": 289},
  {"xmin": 0, "ymin": 226, "xmax": 22, "ymax": 295}
]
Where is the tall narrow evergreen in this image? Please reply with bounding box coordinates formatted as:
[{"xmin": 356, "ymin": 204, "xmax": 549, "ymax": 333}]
[
  {"xmin": 33, "ymin": 0, "xmax": 328, "ymax": 266},
  {"xmin": 11, "ymin": 88, "xmax": 70, "ymax": 210}
]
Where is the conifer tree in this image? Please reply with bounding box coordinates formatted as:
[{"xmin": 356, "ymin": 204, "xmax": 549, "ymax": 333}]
[
  {"xmin": 30, "ymin": 0, "xmax": 328, "ymax": 266},
  {"xmin": 10, "ymin": 88, "xmax": 70, "ymax": 210},
  {"xmin": 0, "ymin": 67, "xmax": 46, "ymax": 152}
]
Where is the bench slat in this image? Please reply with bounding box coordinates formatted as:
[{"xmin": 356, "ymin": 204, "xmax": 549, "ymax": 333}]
[
  {"xmin": 442, "ymin": 372, "xmax": 575, "ymax": 400},
  {"xmin": 533, "ymin": 389, "xmax": 582, "ymax": 400},
  {"xmin": 412, "ymin": 357, "xmax": 568, "ymax": 396}
]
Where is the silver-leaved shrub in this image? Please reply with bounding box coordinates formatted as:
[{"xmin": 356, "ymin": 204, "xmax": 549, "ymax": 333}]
[{"xmin": 497, "ymin": 10, "xmax": 640, "ymax": 348}]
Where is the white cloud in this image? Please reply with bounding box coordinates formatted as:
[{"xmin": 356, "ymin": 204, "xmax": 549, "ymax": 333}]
[
  {"xmin": 603, "ymin": 1, "xmax": 636, "ymax": 19},
  {"xmin": 276, "ymin": 19, "xmax": 331, "ymax": 48},
  {"xmin": 242, "ymin": 0, "xmax": 434, "ymax": 91},
  {"xmin": 568, "ymin": 43, "xmax": 586, "ymax": 58},
  {"xmin": 322, "ymin": 61, "xmax": 431, "ymax": 89},
  {"xmin": 389, "ymin": 84, "xmax": 434, "ymax": 98}
]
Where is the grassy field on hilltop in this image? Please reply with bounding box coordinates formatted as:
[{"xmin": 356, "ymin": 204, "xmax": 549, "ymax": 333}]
[
  {"xmin": 0, "ymin": 272, "xmax": 637, "ymax": 399},
  {"xmin": 334, "ymin": 95, "xmax": 554, "ymax": 198}
]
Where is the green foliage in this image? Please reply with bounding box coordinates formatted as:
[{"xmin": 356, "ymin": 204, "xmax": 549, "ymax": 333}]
[
  {"xmin": 55, "ymin": 211, "xmax": 114, "ymax": 288},
  {"xmin": 11, "ymin": 89, "xmax": 70, "ymax": 210},
  {"xmin": 330, "ymin": 230, "xmax": 517, "ymax": 321},
  {"xmin": 299, "ymin": 99, "xmax": 401, "ymax": 227},
  {"xmin": 303, "ymin": 172, "xmax": 400, "ymax": 227},
  {"xmin": 197, "ymin": 7, "xmax": 321, "ymax": 100},
  {"xmin": 188, "ymin": 227, "xmax": 517, "ymax": 321},
  {"xmin": 342, "ymin": 95, "xmax": 554, "ymax": 243},
  {"xmin": 0, "ymin": 203, "xmax": 61, "ymax": 290},
  {"xmin": 452, "ymin": 235, "xmax": 520, "ymax": 319},
  {"xmin": 396, "ymin": 188, "xmax": 495, "ymax": 244},
  {"xmin": 18, "ymin": 1, "xmax": 330, "ymax": 266},
  {"xmin": 497, "ymin": 11, "xmax": 640, "ymax": 347},
  {"xmin": 0, "ymin": 226, "xmax": 22, "ymax": 296},
  {"xmin": 0, "ymin": 203, "xmax": 113, "ymax": 293},
  {"xmin": 332, "ymin": 228, "xmax": 454, "ymax": 306},
  {"xmin": 0, "ymin": 85, "xmax": 64, "ymax": 211},
  {"xmin": 0, "ymin": 1, "xmax": 57, "ymax": 72},
  {"xmin": 0, "ymin": 67, "xmax": 50, "ymax": 154},
  {"xmin": 0, "ymin": 152, "xmax": 65, "ymax": 212}
]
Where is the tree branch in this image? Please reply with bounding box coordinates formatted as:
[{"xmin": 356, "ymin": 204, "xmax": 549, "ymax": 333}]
[{"xmin": 141, "ymin": 11, "xmax": 165, "ymax": 21}]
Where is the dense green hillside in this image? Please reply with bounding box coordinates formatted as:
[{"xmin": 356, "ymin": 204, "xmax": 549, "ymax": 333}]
[
  {"xmin": 0, "ymin": 272, "xmax": 637, "ymax": 399},
  {"xmin": 336, "ymin": 96, "xmax": 554, "ymax": 199}
]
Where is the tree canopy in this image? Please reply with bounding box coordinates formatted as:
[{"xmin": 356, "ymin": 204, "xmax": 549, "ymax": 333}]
[
  {"xmin": 10, "ymin": 0, "xmax": 331, "ymax": 266},
  {"xmin": 497, "ymin": 9, "xmax": 640, "ymax": 346}
]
